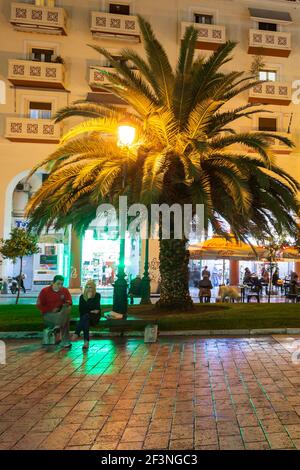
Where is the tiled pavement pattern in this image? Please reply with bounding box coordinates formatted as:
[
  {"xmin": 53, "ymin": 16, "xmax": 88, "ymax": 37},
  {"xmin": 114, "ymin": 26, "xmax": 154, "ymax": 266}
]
[{"xmin": 1, "ymin": 336, "xmax": 300, "ymax": 450}]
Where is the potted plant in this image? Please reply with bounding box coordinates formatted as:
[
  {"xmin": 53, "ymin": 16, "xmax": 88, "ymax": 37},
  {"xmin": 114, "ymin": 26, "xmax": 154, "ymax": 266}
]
[{"xmin": 53, "ymin": 56, "xmax": 64, "ymax": 64}]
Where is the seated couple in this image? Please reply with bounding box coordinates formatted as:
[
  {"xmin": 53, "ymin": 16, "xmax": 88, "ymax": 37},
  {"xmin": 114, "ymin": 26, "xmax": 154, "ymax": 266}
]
[{"xmin": 37, "ymin": 275, "xmax": 101, "ymax": 351}]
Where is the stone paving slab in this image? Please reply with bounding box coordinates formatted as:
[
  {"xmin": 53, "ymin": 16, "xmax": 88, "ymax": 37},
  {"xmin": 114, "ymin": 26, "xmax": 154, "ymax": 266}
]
[{"xmin": 1, "ymin": 336, "xmax": 300, "ymax": 450}]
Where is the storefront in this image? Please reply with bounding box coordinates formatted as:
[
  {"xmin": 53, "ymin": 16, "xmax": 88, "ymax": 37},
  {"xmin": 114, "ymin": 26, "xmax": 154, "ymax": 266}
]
[
  {"xmin": 189, "ymin": 259, "xmax": 230, "ymax": 287},
  {"xmin": 32, "ymin": 240, "xmax": 68, "ymax": 290},
  {"xmin": 189, "ymin": 236, "xmax": 298, "ymax": 287},
  {"xmin": 81, "ymin": 229, "xmax": 141, "ymax": 288},
  {"xmin": 7, "ymin": 217, "xmax": 70, "ymax": 292},
  {"xmin": 239, "ymin": 260, "xmax": 295, "ymax": 283}
]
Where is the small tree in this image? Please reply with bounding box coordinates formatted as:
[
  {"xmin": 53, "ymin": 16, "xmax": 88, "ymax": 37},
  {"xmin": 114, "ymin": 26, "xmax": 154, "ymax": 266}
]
[
  {"xmin": 0, "ymin": 228, "xmax": 40, "ymax": 304},
  {"xmin": 259, "ymin": 234, "xmax": 291, "ymax": 303}
]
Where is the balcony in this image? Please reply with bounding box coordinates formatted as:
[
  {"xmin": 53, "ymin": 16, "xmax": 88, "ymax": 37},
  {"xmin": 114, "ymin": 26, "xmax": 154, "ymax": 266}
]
[
  {"xmin": 181, "ymin": 22, "xmax": 226, "ymax": 50},
  {"xmin": 244, "ymin": 130, "xmax": 292, "ymax": 155},
  {"xmin": 89, "ymin": 66, "xmax": 116, "ymax": 92},
  {"xmin": 88, "ymin": 66, "xmax": 127, "ymax": 105},
  {"xmin": 10, "ymin": 2, "xmax": 67, "ymax": 35},
  {"xmin": 248, "ymin": 29, "xmax": 291, "ymax": 57},
  {"xmin": 90, "ymin": 12, "xmax": 140, "ymax": 42},
  {"xmin": 5, "ymin": 117, "xmax": 61, "ymax": 143},
  {"xmin": 262, "ymin": 131, "xmax": 292, "ymax": 155},
  {"xmin": 8, "ymin": 59, "xmax": 66, "ymax": 90},
  {"xmin": 249, "ymin": 81, "xmax": 291, "ymax": 106}
]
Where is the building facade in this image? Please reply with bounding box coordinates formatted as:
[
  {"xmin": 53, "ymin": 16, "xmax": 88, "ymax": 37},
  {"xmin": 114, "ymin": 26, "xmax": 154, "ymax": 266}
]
[{"xmin": 0, "ymin": 0, "xmax": 300, "ymax": 290}]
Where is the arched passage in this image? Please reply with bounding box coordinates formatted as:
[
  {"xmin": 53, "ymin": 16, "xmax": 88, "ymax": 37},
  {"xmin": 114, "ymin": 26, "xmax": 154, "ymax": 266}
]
[
  {"xmin": 1, "ymin": 171, "xmax": 70, "ymax": 289},
  {"xmin": 3, "ymin": 170, "xmax": 29, "ymax": 240}
]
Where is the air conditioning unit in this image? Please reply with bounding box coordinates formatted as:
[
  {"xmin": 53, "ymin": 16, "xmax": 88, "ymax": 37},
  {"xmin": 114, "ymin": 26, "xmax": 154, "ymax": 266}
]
[{"xmin": 15, "ymin": 182, "xmax": 31, "ymax": 192}]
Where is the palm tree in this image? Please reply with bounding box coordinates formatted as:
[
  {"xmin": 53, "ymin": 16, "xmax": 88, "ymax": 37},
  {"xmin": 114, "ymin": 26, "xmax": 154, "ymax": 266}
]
[{"xmin": 26, "ymin": 17, "xmax": 300, "ymax": 310}]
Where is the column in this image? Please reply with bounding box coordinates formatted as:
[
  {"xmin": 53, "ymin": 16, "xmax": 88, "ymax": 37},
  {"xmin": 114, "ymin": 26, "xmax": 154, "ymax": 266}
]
[
  {"xmin": 69, "ymin": 229, "xmax": 82, "ymax": 289},
  {"xmin": 229, "ymin": 260, "xmax": 239, "ymax": 286},
  {"xmin": 295, "ymin": 262, "xmax": 300, "ymax": 277}
]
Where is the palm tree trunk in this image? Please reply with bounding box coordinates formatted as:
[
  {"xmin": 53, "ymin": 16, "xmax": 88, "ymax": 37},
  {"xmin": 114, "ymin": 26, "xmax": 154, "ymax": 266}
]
[
  {"xmin": 156, "ymin": 238, "xmax": 193, "ymax": 310},
  {"xmin": 16, "ymin": 256, "xmax": 22, "ymax": 305}
]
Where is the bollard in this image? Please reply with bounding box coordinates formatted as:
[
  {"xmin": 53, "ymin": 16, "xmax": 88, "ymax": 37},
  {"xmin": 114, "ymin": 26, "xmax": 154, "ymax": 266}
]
[{"xmin": 144, "ymin": 324, "xmax": 158, "ymax": 343}]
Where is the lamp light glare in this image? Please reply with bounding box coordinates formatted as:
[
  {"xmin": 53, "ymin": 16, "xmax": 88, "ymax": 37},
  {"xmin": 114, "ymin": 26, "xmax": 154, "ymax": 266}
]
[{"xmin": 118, "ymin": 125, "xmax": 135, "ymax": 147}]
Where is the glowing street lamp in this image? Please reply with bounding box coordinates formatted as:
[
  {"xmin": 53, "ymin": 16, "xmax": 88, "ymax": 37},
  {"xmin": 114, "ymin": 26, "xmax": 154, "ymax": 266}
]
[
  {"xmin": 117, "ymin": 125, "xmax": 136, "ymax": 147},
  {"xmin": 113, "ymin": 124, "xmax": 136, "ymax": 317}
]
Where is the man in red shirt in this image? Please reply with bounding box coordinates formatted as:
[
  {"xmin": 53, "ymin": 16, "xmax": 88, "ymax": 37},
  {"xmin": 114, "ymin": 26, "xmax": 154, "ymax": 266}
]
[{"xmin": 37, "ymin": 275, "xmax": 72, "ymax": 348}]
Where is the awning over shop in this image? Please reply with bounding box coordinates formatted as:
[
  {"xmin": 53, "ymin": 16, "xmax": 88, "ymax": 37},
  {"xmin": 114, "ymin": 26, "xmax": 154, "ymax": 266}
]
[
  {"xmin": 189, "ymin": 236, "xmax": 300, "ymax": 262},
  {"xmin": 249, "ymin": 8, "xmax": 292, "ymax": 23},
  {"xmin": 261, "ymin": 246, "xmax": 300, "ymax": 262},
  {"xmin": 189, "ymin": 236, "xmax": 267, "ymax": 261},
  {"xmin": 281, "ymin": 247, "xmax": 300, "ymax": 260}
]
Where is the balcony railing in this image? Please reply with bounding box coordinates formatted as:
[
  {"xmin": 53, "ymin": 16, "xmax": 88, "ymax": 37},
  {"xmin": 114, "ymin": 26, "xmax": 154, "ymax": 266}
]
[
  {"xmin": 91, "ymin": 12, "xmax": 140, "ymax": 41},
  {"xmin": 239, "ymin": 128, "xmax": 292, "ymax": 155},
  {"xmin": 5, "ymin": 117, "xmax": 61, "ymax": 143},
  {"xmin": 10, "ymin": 2, "xmax": 67, "ymax": 35},
  {"xmin": 260, "ymin": 131, "xmax": 292, "ymax": 154},
  {"xmin": 89, "ymin": 66, "xmax": 116, "ymax": 92},
  {"xmin": 8, "ymin": 59, "xmax": 66, "ymax": 89},
  {"xmin": 248, "ymin": 29, "xmax": 291, "ymax": 57},
  {"xmin": 249, "ymin": 81, "xmax": 291, "ymax": 105},
  {"xmin": 181, "ymin": 22, "xmax": 226, "ymax": 50}
]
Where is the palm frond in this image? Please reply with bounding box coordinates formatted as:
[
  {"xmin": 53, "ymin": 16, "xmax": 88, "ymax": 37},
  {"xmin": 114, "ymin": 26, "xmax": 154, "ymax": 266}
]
[
  {"xmin": 137, "ymin": 15, "xmax": 174, "ymax": 109},
  {"xmin": 185, "ymin": 99, "xmax": 223, "ymax": 146},
  {"xmin": 89, "ymin": 44, "xmax": 159, "ymax": 105},
  {"xmin": 173, "ymin": 25, "xmax": 198, "ymax": 129},
  {"xmin": 60, "ymin": 117, "xmax": 119, "ymax": 144}
]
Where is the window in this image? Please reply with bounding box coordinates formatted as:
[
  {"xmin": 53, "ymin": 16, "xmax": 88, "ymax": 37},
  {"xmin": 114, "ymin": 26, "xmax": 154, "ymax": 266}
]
[
  {"xmin": 29, "ymin": 102, "xmax": 52, "ymax": 119},
  {"xmin": 194, "ymin": 13, "xmax": 213, "ymax": 24},
  {"xmin": 258, "ymin": 117, "xmax": 277, "ymax": 132},
  {"xmin": 34, "ymin": 1, "xmax": 56, "ymax": 6},
  {"xmin": 31, "ymin": 48, "xmax": 54, "ymax": 62},
  {"xmin": 258, "ymin": 22, "xmax": 277, "ymax": 31},
  {"xmin": 0, "ymin": 80, "xmax": 5, "ymax": 104},
  {"xmin": 109, "ymin": 3, "xmax": 130, "ymax": 15},
  {"xmin": 109, "ymin": 54, "xmax": 128, "ymax": 66},
  {"xmin": 259, "ymin": 70, "xmax": 277, "ymax": 81}
]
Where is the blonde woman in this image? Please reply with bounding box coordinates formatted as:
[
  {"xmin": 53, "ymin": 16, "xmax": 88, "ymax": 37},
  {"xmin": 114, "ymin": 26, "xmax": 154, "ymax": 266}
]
[{"xmin": 72, "ymin": 280, "xmax": 101, "ymax": 350}]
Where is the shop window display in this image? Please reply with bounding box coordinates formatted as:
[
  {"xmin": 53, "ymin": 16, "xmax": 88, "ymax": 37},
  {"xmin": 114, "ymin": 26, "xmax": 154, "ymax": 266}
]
[
  {"xmin": 82, "ymin": 257, "xmax": 117, "ymax": 287},
  {"xmin": 81, "ymin": 229, "xmax": 140, "ymax": 288},
  {"xmin": 189, "ymin": 259, "xmax": 230, "ymax": 287}
]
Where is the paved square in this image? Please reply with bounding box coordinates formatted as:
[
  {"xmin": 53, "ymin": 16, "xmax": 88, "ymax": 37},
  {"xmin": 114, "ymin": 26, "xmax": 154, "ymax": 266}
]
[{"xmin": 1, "ymin": 336, "xmax": 300, "ymax": 450}]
